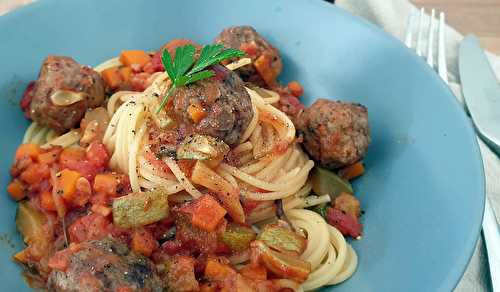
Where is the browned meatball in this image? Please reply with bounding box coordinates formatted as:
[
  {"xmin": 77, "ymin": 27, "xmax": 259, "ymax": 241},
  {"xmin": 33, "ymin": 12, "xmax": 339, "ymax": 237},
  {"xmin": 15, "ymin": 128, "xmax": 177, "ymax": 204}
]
[
  {"xmin": 214, "ymin": 26, "xmax": 282, "ymax": 87},
  {"xmin": 28, "ymin": 56, "xmax": 105, "ymax": 132},
  {"xmin": 47, "ymin": 238, "xmax": 162, "ymax": 292},
  {"xmin": 297, "ymin": 99, "xmax": 370, "ymax": 169},
  {"xmin": 171, "ymin": 65, "xmax": 253, "ymax": 146}
]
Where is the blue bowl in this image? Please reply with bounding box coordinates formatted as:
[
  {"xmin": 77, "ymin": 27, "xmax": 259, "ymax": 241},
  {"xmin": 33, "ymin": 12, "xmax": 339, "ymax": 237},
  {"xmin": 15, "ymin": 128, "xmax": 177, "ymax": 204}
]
[{"xmin": 0, "ymin": 0, "xmax": 484, "ymax": 291}]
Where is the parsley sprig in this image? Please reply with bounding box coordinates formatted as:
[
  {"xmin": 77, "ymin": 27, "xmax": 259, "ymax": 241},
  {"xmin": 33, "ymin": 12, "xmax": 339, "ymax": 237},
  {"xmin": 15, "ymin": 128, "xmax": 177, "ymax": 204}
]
[{"xmin": 155, "ymin": 44, "xmax": 245, "ymax": 113}]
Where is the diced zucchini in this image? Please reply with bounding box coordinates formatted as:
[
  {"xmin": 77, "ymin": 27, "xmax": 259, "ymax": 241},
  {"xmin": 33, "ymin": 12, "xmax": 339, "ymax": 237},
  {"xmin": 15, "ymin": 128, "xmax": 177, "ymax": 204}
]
[
  {"xmin": 113, "ymin": 189, "xmax": 169, "ymax": 228},
  {"xmin": 258, "ymin": 223, "xmax": 306, "ymax": 255},
  {"xmin": 310, "ymin": 167, "xmax": 353, "ymax": 200},
  {"xmin": 221, "ymin": 223, "xmax": 256, "ymax": 251}
]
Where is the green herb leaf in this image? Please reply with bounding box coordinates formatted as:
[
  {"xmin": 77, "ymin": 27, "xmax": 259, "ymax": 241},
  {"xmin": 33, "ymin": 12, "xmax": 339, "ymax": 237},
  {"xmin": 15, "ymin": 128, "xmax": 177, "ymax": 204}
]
[
  {"xmin": 161, "ymin": 49, "xmax": 175, "ymax": 82},
  {"xmin": 184, "ymin": 70, "xmax": 215, "ymax": 86},
  {"xmin": 173, "ymin": 45, "xmax": 196, "ymax": 79},
  {"xmin": 156, "ymin": 43, "xmax": 245, "ymax": 113}
]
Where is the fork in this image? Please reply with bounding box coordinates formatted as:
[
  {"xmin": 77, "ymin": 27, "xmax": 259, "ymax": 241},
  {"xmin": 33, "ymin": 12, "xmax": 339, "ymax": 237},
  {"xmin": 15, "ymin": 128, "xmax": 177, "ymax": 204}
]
[
  {"xmin": 405, "ymin": 8, "xmax": 448, "ymax": 84},
  {"xmin": 406, "ymin": 8, "xmax": 499, "ymax": 292}
]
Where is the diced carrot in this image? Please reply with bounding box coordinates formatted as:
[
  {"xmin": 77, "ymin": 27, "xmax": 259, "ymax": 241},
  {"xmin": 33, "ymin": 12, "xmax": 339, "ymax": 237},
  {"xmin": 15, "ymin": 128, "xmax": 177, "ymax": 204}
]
[
  {"xmin": 119, "ymin": 50, "xmax": 151, "ymax": 68},
  {"xmin": 131, "ymin": 229, "xmax": 158, "ymax": 257},
  {"xmin": 38, "ymin": 147, "xmax": 62, "ymax": 165},
  {"xmin": 91, "ymin": 204, "xmax": 111, "ymax": 217},
  {"xmin": 116, "ymin": 287, "xmax": 134, "ymax": 292},
  {"xmin": 338, "ymin": 161, "xmax": 365, "ymax": 181},
  {"xmin": 101, "ymin": 67, "xmax": 123, "ymax": 90},
  {"xmin": 287, "ymin": 81, "xmax": 304, "ymax": 97},
  {"xmin": 199, "ymin": 283, "xmax": 217, "ymax": 292},
  {"xmin": 59, "ymin": 147, "xmax": 86, "ymax": 164},
  {"xmin": 93, "ymin": 173, "xmax": 121, "ymax": 196},
  {"xmin": 254, "ymin": 54, "xmax": 279, "ymax": 86},
  {"xmin": 179, "ymin": 195, "xmax": 227, "ymax": 232},
  {"xmin": 161, "ymin": 39, "xmax": 197, "ymax": 58},
  {"xmin": 239, "ymin": 264, "xmax": 267, "ymax": 280},
  {"xmin": 15, "ymin": 144, "xmax": 40, "ymax": 160},
  {"xmin": 54, "ymin": 169, "xmax": 81, "ymax": 203},
  {"xmin": 40, "ymin": 191, "xmax": 56, "ymax": 211},
  {"xmin": 7, "ymin": 180, "xmax": 25, "ymax": 201},
  {"xmin": 20, "ymin": 163, "xmax": 50, "ymax": 185},
  {"xmin": 204, "ymin": 258, "xmax": 236, "ymax": 281},
  {"xmin": 119, "ymin": 66, "xmax": 133, "ymax": 83},
  {"xmin": 187, "ymin": 103, "xmax": 207, "ymax": 124}
]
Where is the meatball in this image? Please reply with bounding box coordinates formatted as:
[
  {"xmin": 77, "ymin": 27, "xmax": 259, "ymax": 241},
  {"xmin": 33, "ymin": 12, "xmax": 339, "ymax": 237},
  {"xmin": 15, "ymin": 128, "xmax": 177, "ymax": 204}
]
[
  {"xmin": 171, "ymin": 65, "xmax": 253, "ymax": 146},
  {"xmin": 47, "ymin": 238, "xmax": 162, "ymax": 292},
  {"xmin": 27, "ymin": 56, "xmax": 105, "ymax": 132},
  {"xmin": 214, "ymin": 25, "xmax": 282, "ymax": 87},
  {"xmin": 297, "ymin": 99, "xmax": 370, "ymax": 169}
]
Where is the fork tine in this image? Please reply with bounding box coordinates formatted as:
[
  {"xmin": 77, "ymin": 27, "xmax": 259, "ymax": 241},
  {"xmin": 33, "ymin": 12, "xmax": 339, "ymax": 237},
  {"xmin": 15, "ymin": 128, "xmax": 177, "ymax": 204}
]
[
  {"xmin": 426, "ymin": 9, "xmax": 436, "ymax": 67},
  {"xmin": 416, "ymin": 7, "xmax": 425, "ymax": 56},
  {"xmin": 405, "ymin": 11, "xmax": 416, "ymax": 48},
  {"xmin": 438, "ymin": 12, "xmax": 449, "ymax": 84}
]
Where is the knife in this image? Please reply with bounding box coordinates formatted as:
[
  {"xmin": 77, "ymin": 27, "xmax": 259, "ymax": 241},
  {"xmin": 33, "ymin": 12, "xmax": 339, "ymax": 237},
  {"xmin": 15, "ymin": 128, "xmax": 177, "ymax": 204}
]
[{"xmin": 459, "ymin": 35, "xmax": 500, "ymax": 292}]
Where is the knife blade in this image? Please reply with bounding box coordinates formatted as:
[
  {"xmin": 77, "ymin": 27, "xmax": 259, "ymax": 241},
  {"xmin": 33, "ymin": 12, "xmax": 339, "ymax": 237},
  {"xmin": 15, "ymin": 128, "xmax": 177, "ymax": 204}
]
[
  {"xmin": 459, "ymin": 35, "xmax": 500, "ymax": 292},
  {"xmin": 459, "ymin": 35, "xmax": 500, "ymax": 156}
]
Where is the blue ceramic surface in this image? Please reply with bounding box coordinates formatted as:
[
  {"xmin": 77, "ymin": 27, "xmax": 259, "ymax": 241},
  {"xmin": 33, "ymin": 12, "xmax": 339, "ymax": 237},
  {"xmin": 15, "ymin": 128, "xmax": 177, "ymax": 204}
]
[{"xmin": 0, "ymin": 0, "xmax": 484, "ymax": 291}]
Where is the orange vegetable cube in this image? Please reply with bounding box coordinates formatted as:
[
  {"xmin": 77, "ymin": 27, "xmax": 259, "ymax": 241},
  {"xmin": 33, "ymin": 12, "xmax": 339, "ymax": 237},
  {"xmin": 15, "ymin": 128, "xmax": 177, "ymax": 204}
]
[
  {"xmin": 187, "ymin": 103, "xmax": 207, "ymax": 124},
  {"xmin": 101, "ymin": 67, "xmax": 123, "ymax": 90},
  {"xmin": 287, "ymin": 81, "xmax": 304, "ymax": 97},
  {"xmin": 20, "ymin": 163, "xmax": 49, "ymax": 185},
  {"xmin": 55, "ymin": 169, "xmax": 81, "ymax": 202},
  {"xmin": 7, "ymin": 180, "xmax": 25, "ymax": 201},
  {"xmin": 119, "ymin": 50, "xmax": 151, "ymax": 68},
  {"xmin": 204, "ymin": 258, "xmax": 236, "ymax": 281},
  {"xmin": 119, "ymin": 66, "xmax": 133, "ymax": 83},
  {"xmin": 38, "ymin": 147, "xmax": 62, "ymax": 165},
  {"xmin": 15, "ymin": 144, "xmax": 40, "ymax": 160},
  {"xmin": 93, "ymin": 174, "xmax": 121, "ymax": 196},
  {"xmin": 40, "ymin": 191, "xmax": 56, "ymax": 211},
  {"xmin": 179, "ymin": 195, "xmax": 227, "ymax": 232},
  {"xmin": 239, "ymin": 264, "xmax": 267, "ymax": 280},
  {"xmin": 131, "ymin": 229, "xmax": 158, "ymax": 257},
  {"xmin": 338, "ymin": 162, "xmax": 365, "ymax": 181}
]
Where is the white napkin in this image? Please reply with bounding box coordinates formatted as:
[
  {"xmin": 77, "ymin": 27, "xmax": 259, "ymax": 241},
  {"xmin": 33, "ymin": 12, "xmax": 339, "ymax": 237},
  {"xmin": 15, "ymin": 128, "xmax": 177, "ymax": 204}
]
[{"xmin": 336, "ymin": 0, "xmax": 500, "ymax": 291}]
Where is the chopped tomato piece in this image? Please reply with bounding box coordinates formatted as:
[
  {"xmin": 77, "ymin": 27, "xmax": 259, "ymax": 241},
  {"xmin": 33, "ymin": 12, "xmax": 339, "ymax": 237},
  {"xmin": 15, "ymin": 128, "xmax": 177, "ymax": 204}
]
[
  {"xmin": 68, "ymin": 213, "xmax": 111, "ymax": 243},
  {"xmin": 86, "ymin": 142, "xmax": 109, "ymax": 168},
  {"xmin": 48, "ymin": 248, "xmax": 73, "ymax": 272},
  {"xmin": 178, "ymin": 195, "xmax": 227, "ymax": 232},
  {"xmin": 326, "ymin": 207, "xmax": 363, "ymax": 238},
  {"xmin": 166, "ymin": 255, "xmax": 199, "ymax": 292}
]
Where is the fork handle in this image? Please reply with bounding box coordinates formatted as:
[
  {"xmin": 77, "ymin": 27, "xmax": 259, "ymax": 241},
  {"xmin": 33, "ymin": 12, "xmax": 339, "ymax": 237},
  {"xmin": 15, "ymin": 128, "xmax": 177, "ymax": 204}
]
[{"xmin": 482, "ymin": 197, "xmax": 500, "ymax": 292}]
